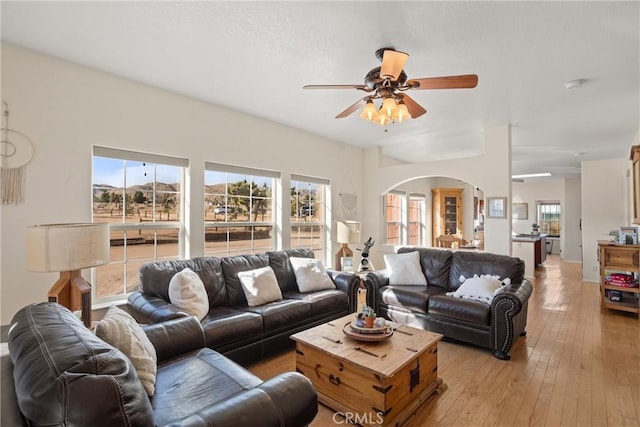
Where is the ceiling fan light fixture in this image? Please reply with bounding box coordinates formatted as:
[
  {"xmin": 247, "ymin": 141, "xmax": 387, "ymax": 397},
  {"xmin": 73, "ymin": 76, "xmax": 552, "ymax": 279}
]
[
  {"xmin": 360, "ymin": 100, "xmax": 378, "ymax": 121},
  {"xmin": 393, "ymin": 102, "xmax": 411, "ymax": 123},
  {"xmin": 381, "ymin": 97, "xmax": 397, "ymax": 119}
]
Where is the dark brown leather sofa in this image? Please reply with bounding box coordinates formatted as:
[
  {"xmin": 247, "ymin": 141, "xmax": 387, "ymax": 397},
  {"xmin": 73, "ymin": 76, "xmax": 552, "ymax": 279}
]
[
  {"xmin": 128, "ymin": 248, "xmax": 358, "ymax": 364},
  {"xmin": 364, "ymin": 247, "xmax": 533, "ymax": 360},
  {"xmin": 2, "ymin": 303, "xmax": 318, "ymax": 426}
]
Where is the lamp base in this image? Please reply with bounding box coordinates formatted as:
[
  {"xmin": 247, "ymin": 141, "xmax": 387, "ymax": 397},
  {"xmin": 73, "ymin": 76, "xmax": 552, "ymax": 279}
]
[
  {"xmin": 335, "ymin": 243, "xmax": 354, "ymax": 271},
  {"xmin": 48, "ymin": 270, "xmax": 92, "ymax": 327}
]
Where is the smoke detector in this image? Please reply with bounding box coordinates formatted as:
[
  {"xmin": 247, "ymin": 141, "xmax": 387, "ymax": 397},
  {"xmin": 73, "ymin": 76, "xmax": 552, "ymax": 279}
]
[{"xmin": 565, "ymin": 79, "xmax": 586, "ymax": 90}]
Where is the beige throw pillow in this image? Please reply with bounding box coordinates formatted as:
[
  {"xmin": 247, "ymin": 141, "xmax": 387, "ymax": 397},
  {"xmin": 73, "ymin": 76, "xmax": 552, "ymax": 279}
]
[
  {"xmin": 237, "ymin": 266, "xmax": 283, "ymax": 307},
  {"xmin": 95, "ymin": 305, "xmax": 157, "ymax": 396},
  {"xmin": 168, "ymin": 267, "xmax": 209, "ymax": 320},
  {"xmin": 289, "ymin": 257, "xmax": 336, "ymax": 293},
  {"xmin": 384, "ymin": 251, "xmax": 427, "ymax": 285}
]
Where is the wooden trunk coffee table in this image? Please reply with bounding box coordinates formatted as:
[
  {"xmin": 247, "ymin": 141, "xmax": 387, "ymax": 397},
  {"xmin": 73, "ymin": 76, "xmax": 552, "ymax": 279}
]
[{"xmin": 291, "ymin": 314, "xmax": 444, "ymax": 426}]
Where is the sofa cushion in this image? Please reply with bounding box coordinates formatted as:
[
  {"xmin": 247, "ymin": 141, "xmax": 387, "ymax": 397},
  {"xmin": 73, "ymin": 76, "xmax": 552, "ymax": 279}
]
[
  {"xmin": 168, "ymin": 267, "xmax": 210, "ymax": 320},
  {"xmin": 222, "ymin": 254, "xmax": 270, "ymax": 306},
  {"xmin": 201, "ymin": 308, "xmax": 264, "ymax": 348},
  {"xmin": 238, "ymin": 266, "xmax": 283, "ymax": 307},
  {"xmin": 241, "ymin": 299, "xmax": 311, "ymax": 332},
  {"xmin": 384, "ymin": 251, "xmax": 428, "ymax": 285},
  {"xmin": 284, "ymin": 289, "xmax": 348, "ymax": 316},
  {"xmin": 267, "ymin": 249, "xmax": 314, "ymax": 293},
  {"xmin": 140, "ymin": 257, "xmax": 227, "ymax": 307},
  {"xmin": 379, "ymin": 285, "xmax": 444, "ymax": 314},
  {"xmin": 95, "ymin": 305, "xmax": 158, "ymax": 396},
  {"xmin": 427, "ymin": 294, "xmax": 491, "ymax": 325},
  {"xmin": 449, "ymin": 251, "xmax": 525, "ymax": 291},
  {"xmin": 9, "ymin": 303, "xmax": 154, "ymax": 426},
  {"xmin": 398, "ymin": 247, "xmax": 453, "ymax": 288},
  {"xmin": 289, "ymin": 257, "xmax": 336, "ymax": 292},
  {"xmin": 152, "ymin": 347, "xmax": 263, "ymax": 425}
]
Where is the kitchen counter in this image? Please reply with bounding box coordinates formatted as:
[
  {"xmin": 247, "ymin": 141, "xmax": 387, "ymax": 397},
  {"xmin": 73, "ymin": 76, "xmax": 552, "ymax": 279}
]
[{"xmin": 512, "ymin": 234, "xmax": 547, "ymax": 279}]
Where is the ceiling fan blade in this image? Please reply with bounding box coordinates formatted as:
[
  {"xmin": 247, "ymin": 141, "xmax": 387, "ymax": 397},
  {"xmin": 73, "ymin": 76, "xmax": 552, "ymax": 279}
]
[
  {"xmin": 303, "ymin": 84, "xmax": 367, "ymax": 90},
  {"xmin": 399, "ymin": 94, "xmax": 427, "ymax": 118},
  {"xmin": 335, "ymin": 97, "xmax": 368, "ymax": 119},
  {"xmin": 380, "ymin": 50, "xmax": 409, "ymax": 81},
  {"xmin": 408, "ymin": 74, "xmax": 478, "ymax": 90}
]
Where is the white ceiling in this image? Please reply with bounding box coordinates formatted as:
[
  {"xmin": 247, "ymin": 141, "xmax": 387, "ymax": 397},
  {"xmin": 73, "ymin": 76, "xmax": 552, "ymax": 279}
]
[{"xmin": 2, "ymin": 1, "xmax": 639, "ymax": 181}]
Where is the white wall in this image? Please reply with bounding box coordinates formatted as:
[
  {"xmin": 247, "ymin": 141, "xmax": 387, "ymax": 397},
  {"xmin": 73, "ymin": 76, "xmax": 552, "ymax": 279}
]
[
  {"xmin": 362, "ymin": 125, "xmax": 513, "ymax": 269},
  {"xmin": 0, "ymin": 44, "xmax": 364, "ymax": 324},
  {"xmin": 562, "ymin": 177, "xmax": 582, "ymax": 262},
  {"xmin": 511, "ymin": 180, "xmax": 563, "ymax": 235},
  {"xmin": 581, "ymin": 158, "xmax": 629, "ymax": 283}
]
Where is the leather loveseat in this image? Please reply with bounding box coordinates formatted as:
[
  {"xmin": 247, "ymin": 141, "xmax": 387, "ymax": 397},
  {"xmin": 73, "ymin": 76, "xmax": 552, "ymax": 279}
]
[
  {"xmin": 2, "ymin": 303, "xmax": 318, "ymax": 426},
  {"xmin": 128, "ymin": 248, "xmax": 358, "ymax": 364},
  {"xmin": 364, "ymin": 247, "xmax": 533, "ymax": 360}
]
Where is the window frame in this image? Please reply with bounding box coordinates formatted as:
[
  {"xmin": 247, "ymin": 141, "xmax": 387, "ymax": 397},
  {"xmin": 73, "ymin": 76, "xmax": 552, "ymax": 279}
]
[
  {"xmin": 383, "ymin": 191, "xmax": 426, "ymax": 246},
  {"xmin": 537, "ymin": 200, "xmax": 561, "ymax": 238},
  {"xmin": 290, "ymin": 174, "xmax": 330, "ymax": 261},
  {"xmin": 408, "ymin": 193, "xmax": 426, "ymax": 246},
  {"xmin": 204, "ymin": 162, "xmax": 279, "ymax": 257},
  {"xmin": 92, "ymin": 146, "xmax": 187, "ymax": 306}
]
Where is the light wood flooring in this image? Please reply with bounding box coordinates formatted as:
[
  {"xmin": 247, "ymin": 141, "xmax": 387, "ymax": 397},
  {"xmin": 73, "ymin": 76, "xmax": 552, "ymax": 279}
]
[{"xmin": 248, "ymin": 256, "xmax": 640, "ymax": 426}]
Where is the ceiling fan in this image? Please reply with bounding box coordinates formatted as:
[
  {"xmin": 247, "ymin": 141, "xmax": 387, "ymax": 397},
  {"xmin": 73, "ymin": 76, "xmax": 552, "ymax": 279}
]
[{"xmin": 303, "ymin": 47, "xmax": 478, "ymax": 127}]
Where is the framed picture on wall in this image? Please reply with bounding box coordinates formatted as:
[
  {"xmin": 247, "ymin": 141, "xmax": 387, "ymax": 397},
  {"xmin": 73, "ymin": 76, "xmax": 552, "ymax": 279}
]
[
  {"xmin": 487, "ymin": 197, "xmax": 507, "ymax": 218},
  {"xmin": 512, "ymin": 203, "xmax": 528, "ymax": 220}
]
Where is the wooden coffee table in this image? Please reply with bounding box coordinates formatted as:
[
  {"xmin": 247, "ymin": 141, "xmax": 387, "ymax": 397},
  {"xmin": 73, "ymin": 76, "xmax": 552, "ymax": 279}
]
[{"xmin": 291, "ymin": 314, "xmax": 444, "ymax": 427}]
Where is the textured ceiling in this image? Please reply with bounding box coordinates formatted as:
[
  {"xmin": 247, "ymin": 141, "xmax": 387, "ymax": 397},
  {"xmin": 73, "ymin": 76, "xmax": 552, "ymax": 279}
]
[{"xmin": 2, "ymin": 1, "xmax": 639, "ymax": 181}]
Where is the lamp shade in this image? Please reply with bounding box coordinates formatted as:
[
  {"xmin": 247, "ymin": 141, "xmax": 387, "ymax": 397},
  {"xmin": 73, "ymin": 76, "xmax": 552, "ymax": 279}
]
[
  {"xmin": 335, "ymin": 220, "xmax": 361, "ymax": 244},
  {"xmin": 27, "ymin": 223, "xmax": 110, "ymax": 272}
]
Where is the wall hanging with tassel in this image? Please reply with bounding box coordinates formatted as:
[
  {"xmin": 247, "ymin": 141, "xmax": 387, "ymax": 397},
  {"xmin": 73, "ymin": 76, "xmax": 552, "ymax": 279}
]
[{"xmin": 1, "ymin": 101, "xmax": 35, "ymax": 205}]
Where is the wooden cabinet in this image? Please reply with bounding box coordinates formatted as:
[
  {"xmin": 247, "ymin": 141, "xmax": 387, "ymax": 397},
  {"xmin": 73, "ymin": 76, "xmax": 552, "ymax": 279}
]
[
  {"xmin": 432, "ymin": 188, "xmax": 463, "ymax": 246},
  {"xmin": 598, "ymin": 241, "xmax": 640, "ymax": 315}
]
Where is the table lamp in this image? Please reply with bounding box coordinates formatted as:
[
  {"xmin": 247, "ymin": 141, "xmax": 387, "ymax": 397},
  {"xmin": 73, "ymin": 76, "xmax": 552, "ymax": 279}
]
[
  {"xmin": 27, "ymin": 223, "xmax": 110, "ymax": 327},
  {"xmin": 335, "ymin": 220, "xmax": 361, "ymax": 271}
]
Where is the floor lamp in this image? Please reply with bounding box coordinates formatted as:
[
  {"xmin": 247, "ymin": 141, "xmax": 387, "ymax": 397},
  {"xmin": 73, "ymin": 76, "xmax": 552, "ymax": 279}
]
[
  {"xmin": 335, "ymin": 220, "xmax": 361, "ymax": 271},
  {"xmin": 27, "ymin": 223, "xmax": 110, "ymax": 327}
]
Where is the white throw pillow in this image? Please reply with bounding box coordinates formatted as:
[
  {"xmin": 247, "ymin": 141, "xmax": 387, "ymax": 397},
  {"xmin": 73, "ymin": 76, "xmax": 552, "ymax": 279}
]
[
  {"xmin": 446, "ymin": 274, "xmax": 507, "ymax": 304},
  {"xmin": 95, "ymin": 305, "xmax": 157, "ymax": 396},
  {"xmin": 289, "ymin": 257, "xmax": 336, "ymax": 293},
  {"xmin": 237, "ymin": 266, "xmax": 283, "ymax": 307},
  {"xmin": 168, "ymin": 268, "xmax": 209, "ymax": 320},
  {"xmin": 384, "ymin": 251, "xmax": 427, "ymax": 285}
]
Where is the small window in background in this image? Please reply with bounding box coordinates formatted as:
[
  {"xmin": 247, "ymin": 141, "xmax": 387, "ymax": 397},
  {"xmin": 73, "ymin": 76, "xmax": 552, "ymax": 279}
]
[
  {"xmin": 538, "ymin": 202, "xmax": 561, "ymax": 237},
  {"xmin": 408, "ymin": 195, "xmax": 426, "ymax": 246},
  {"xmin": 385, "ymin": 193, "xmax": 402, "ymax": 244}
]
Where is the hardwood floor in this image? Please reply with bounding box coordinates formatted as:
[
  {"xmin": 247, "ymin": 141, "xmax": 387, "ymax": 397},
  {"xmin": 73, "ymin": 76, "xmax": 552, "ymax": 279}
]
[{"xmin": 248, "ymin": 256, "xmax": 640, "ymax": 426}]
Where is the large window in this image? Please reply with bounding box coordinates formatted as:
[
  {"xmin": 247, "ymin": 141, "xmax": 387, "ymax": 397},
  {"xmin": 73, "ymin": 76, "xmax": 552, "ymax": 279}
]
[
  {"xmin": 384, "ymin": 191, "xmax": 426, "ymax": 246},
  {"xmin": 205, "ymin": 163, "xmax": 278, "ymax": 257},
  {"xmin": 92, "ymin": 147, "xmax": 186, "ymax": 303},
  {"xmin": 537, "ymin": 201, "xmax": 561, "ymax": 237},
  {"xmin": 290, "ymin": 174, "xmax": 328, "ymax": 258}
]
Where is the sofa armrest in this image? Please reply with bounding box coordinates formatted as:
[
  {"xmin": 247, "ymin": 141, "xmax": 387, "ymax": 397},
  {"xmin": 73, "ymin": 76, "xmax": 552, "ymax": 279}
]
[
  {"xmin": 490, "ymin": 279, "xmax": 533, "ymax": 359},
  {"xmin": 127, "ymin": 291, "xmax": 189, "ymax": 324},
  {"xmin": 143, "ymin": 316, "xmax": 206, "ymax": 362},
  {"xmin": 170, "ymin": 372, "xmax": 318, "ymax": 427},
  {"xmin": 327, "ymin": 270, "xmax": 360, "ymax": 312},
  {"xmin": 362, "ymin": 270, "xmax": 389, "ymax": 312}
]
